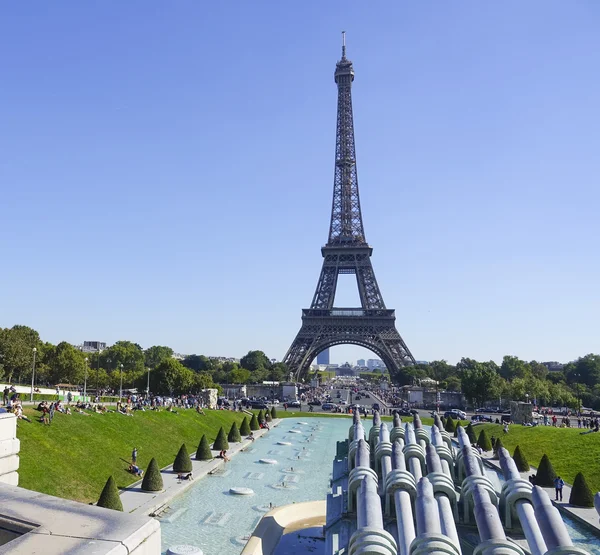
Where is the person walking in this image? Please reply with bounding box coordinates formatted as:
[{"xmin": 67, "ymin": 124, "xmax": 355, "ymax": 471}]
[
  {"xmin": 132, "ymin": 447, "xmax": 138, "ymax": 465},
  {"xmin": 554, "ymin": 476, "xmax": 565, "ymax": 501}
]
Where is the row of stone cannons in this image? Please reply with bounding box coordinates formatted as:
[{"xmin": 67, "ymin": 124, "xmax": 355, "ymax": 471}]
[{"xmin": 325, "ymin": 411, "xmax": 589, "ymax": 555}]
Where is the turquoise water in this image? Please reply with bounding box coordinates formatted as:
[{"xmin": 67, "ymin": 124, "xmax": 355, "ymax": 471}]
[
  {"xmin": 160, "ymin": 417, "xmax": 352, "ymax": 555},
  {"xmin": 160, "ymin": 418, "xmax": 600, "ymax": 555}
]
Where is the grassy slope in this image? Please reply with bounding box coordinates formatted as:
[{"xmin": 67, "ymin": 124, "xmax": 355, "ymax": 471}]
[
  {"xmin": 481, "ymin": 423, "xmax": 600, "ymax": 492},
  {"xmin": 17, "ymin": 407, "xmax": 248, "ymax": 503}
]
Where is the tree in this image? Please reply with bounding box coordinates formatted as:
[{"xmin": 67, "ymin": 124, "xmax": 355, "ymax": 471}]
[
  {"xmin": 182, "ymin": 354, "xmax": 214, "ymax": 373},
  {"xmin": 567, "ymin": 354, "xmax": 600, "ymax": 388},
  {"xmin": 270, "ymin": 406, "xmax": 277, "ymax": 419},
  {"xmin": 460, "ymin": 360, "xmax": 503, "ymax": 407},
  {"xmin": 96, "ymin": 476, "xmax": 123, "ymax": 511},
  {"xmin": 239, "ymin": 417, "xmax": 251, "ymax": 436},
  {"xmin": 493, "ymin": 438, "xmax": 504, "ymax": 459},
  {"xmin": 103, "ymin": 341, "xmax": 145, "ymax": 373},
  {"xmin": 228, "ymin": 422, "xmax": 241, "ymax": 443},
  {"xmin": 257, "ymin": 409, "xmax": 265, "ymax": 423},
  {"xmin": 240, "ymin": 350, "xmax": 271, "ymax": 373},
  {"xmin": 213, "ymin": 427, "xmax": 229, "ymax": 450},
  {"xmin": 194, "ymin": 372, "xmax": 216, "ymax": 391},
  {"xmin": 141, "ymin": 458, "xmax": 163, "ymax": 491},
  {"xmin": 512, "ymin": 445, "xmax": 529, "ymax": 471},
  {"xmin": 173, "ymin": 444, "xmax": 192, "ymax": 473},
  {"xmin": 150, "ymin": 358, "xmax": 194, "ymax": 396},
  {"xmin": 250, "ymin": 414, "xmax": 260, "ymax": 431},
  {"xmin": 500, "ymin": 356, "xmax": 529, "ymax": 381},
  {"xmin": 144, "ymin": 346, "xmax": 174, "ymax": 369},
  {"xmin": 444, "ymin": 417, "xmax": 456, "ymax": 434},
  {"xmin": 477, "ymin": 429, "xmax": 492, "ymax": 451},
  {"xmin": 0, "ymin": 325, "xmax": 41, "ymax": 383},
  {"xmin": 535, "ymin": 454, "xmax": 557, "ymax": 487},
  {"xmin": 569, "ymin": 473, "xmax": 594, "ymax": 507},
  {"xmin": 46, "ymin": 341, "xmax": 87, "ymax": 385},
  {"xmin": 196, "ymin": 435, "xmax": 212, "ymax": 460},
  {"xmin": 227, "ymin": 368, "xmax": 251, "ymax": 384}
]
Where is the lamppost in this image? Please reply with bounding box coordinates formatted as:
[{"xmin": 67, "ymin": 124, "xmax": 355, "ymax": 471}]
[
  {"xmin": 119, "ymin": 364, "xmax": 124, "ymax": 402},
  {"xmin": 146, "ymin": 367, "xmax": 150, "ymax": 397},
  {"xmin": 30, "ymin": 347, "xmax": 37, "ymax": 402},
  {"xmin": 96, "ymin": 347, "xmax": 101, "ymax": 396},
  {"xmin": 84, "ymin": 358, "xmax": 88, "ymax": 401},
  {"xmin": 573, "ymin": 373, "xmax": 581, "ymax": 414}
]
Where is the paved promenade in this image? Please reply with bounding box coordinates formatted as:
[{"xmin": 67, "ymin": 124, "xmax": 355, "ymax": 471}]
[
  {"xmin": 120, "ymin": 419, "xmax": 282, "ymax": 516},
  {"xmin": 481, "ymin": 451, "xmax": 600, "ymax": 533}
]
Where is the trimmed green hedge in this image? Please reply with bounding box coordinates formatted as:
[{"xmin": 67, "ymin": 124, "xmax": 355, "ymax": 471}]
[
  {"xmin": 257, "ymin": 410, "xmax": 265, "ymax": 423},
  {"xmin": 250, "ymin": 414, "xmax": 259, "ymax": 431},
  {"xmin": 212, "ymin": 427, "xmax": 229, "ymax": 450},
  {"xmin": 444, "ymin": 417, "xmax": 456, "ymax": 434},
  {"xmin": 466, "ymin": 423, "xmax": 477, "ymax": 444},
  {"xmin": 173, "ymin": 444, "xmax": 192, "ymax": 473},
  {"xmin": 536, "ymin": 454, "xmax": 557, "ymax": 487},
  {"xmin": 569, "ymin": 472, "xmax": 594, "ymax": 507},
  {"xmin": 270, "ymin": 406, "xmax": 277, "ymax": 419},
  {"xmin": 239, "ymin": 417, "xmax": 251, "ymax": 436},
  {"xmin": 513, "ymin": 445, "xmax": 529, "ymax": 472},
  {"xmin": 141, "ymin": 458, "xmax": 163, "ymax": 492},
  {"xmin": 196, "ymin": 434, "xmax": 212, "ymax": 460},
  {"xmin": 228, "ymin": 422, "xmax": 241, "ymax": 443},
  {"xmin": 477, "ymin": 429, "xmax": 492, "ymax": 451},
  {"xmin": 96, "ymin": 476, "xmax": 123, "ymax": 511}
]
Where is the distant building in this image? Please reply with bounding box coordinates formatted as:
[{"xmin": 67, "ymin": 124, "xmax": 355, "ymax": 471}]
[
  {"xmin": 357, "ymin": 358, "xmax": 366, "ymax": 367},
  {"xmin": 542, "ymin": 361, "xmax": 564, "ymax": 372},
  {"xmin": 367, "ymin": 359, "xmax": 385, "ymax": 371},
  {"xmin": 317, "ymin": 349, "xmax": 330, "ymax": 365},
  {"xmin": 80, "ymin": 341, "xmax": 106, "ymax": 353},
  {"xmin": 415, "ymin": 360, "xmax": 430, "ymax": 365}
]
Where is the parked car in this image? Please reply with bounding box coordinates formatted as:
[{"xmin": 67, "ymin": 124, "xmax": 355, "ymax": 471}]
[
  {"xmin": 308, "ymin": 400, "xmax": 321, "ymax": 406},
  {"xmin": 395, "ymin": 408, "xmax": 412, "ymax": 416},
  {"xmin": 321, "ymin": 402, "xmax": 336, "ymax": 411},
  {"xmin": 444, "ymin": 409, "xmax": 467, "ymax": 420},
  {"xmin": 250, "ymin": 401, "xmax": 268, "ymax": 409},
  {"xmin": 372, "ymin": 403, "xmax": 380, "ymax": 411},
  {"xmin": 471, "ymin": 415, "xmax": 493, "ymax": 423},
  {"xmin": 289, "ymin": 400, "xmax": 301, "ymax": 408}
]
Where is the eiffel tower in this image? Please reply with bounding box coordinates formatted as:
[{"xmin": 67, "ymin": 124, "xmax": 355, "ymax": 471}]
[{"xmin": 283, "ymin": 34, "xmax": 416, "ymax": 382}]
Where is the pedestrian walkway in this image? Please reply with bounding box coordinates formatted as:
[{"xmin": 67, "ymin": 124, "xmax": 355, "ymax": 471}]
[
  {"xmin": 120, "ymin": 419, "xmax": 281, "ymax": 516},
  {"xmin": 482, "ymin": 454, "xmax": 600, "ymax": 534}
]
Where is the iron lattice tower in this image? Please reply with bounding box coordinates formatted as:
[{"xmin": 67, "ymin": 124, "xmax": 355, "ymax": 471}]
[{"xmin": 283, "ymin": 34, "xmax": 416, "ymax": 382}]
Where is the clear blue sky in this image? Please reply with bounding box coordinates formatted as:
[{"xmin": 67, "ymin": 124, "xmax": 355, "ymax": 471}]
[{"xmin": 2, "ymin": 2, "xmax": 599, "ymax": 366}]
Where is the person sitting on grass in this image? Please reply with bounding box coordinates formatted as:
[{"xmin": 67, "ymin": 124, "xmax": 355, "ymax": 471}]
[
  {"xmin": 128, "ymin": 464, "xmax": 143, "ymax": 477},
  {"xmin": 196, "ymin": 405, "xmax": 206, "ymax": 415},
  {"xmin": 14, "ymin": 404, "xmax": 31, "ymax": 422}
]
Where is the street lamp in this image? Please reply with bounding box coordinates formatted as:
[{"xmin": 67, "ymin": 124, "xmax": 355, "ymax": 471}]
[
  {"xmin": 119, "ymin": 364, "xmax": 124, "ymax": 402},
  {"xmin": 30, "ymin": 347, "xmax": 37, "ymax": 402},
  {"xmin": 96, "ymin": 347, "xmax": 101, "ymax": 396},
  {"xmin": 146, "ymin": 367, "xmax": 150, "ymax": 397},
  {"xmin": 84, "ymin": 358, "xmax": 88, "ymax": 401}
]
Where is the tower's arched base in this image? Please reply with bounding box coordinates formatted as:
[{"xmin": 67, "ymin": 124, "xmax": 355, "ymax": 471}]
[{"xmin": 283, "ymin": 308, "xmax": 415, "ymax": 383}]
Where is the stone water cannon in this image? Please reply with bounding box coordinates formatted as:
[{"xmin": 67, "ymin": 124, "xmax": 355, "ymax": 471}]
[
  {"xmin": 348, "ymin": 410, "xmax": 362, "ymax": 441},
  {"xmin": 409, "ymin": 477, "xmax": 461, "ymax": 555},
  {"xmin": 348, "ymin": 418, "xmax": 367, "ymax": 471},
  {"xmin": 459, "ymin": 442, "xmax": 499, "ymax": 526},
  {"xmin": 531, "ymin": 486, "xmax": 589, "ymax": 555},
  {"xmin": 412, "ymin": 413, "xmax": 429, "ymax": 450},
  {"xmin": 430, "ymin": 425, "xmax": 455, "ymax": 477},
  {"xmin": 375, "ymin": 423, "xmax": 392, "ymax": 479},
  {"xmin": 348, "ymin": 471, "xmax": 397, "ymax": 555},
  {"xmin": 391, "ymin": 412, "xmax": 405, "ymax": 442},
  {"xmin": 434, "ymin": 413, "xmax": 453, "ymax": 451},
  {"xmin": 368, "ymin": 411, "xmax": 381, "ymax": 450},
  {"xmin": 347, "ymin": 439, "xmax": 377, "ymax": 512},
  {"xmin": 384, "ymin": 438, "xmax": 416, "ymax": 555},
  {"xmin": 424, "ymin": 444, "xmax": 459, "ymax": 526},
  {"xmin": 456, "ymin": 426, "xmax": 485, "ymax": 483},
  {"xmin": 403, "ymin": 423, "xmax": 426, "ymax": 481}
]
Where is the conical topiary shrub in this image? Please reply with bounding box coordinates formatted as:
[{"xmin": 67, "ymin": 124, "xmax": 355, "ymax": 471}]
[
  {"xmin": 213, "ymin": 426, "xmax": 229, "ymax": 450},
  {"xmin": 173, "ymin": 443, "xmax": 192, "ymax": 473},
  {"xmin": 439, "ymin": 416, "xmax": 446, "ymax": 429},
  {"xmin": 141, "ymin": 458, "xmax": 163, "ymax": 492},
  {"xmin": 250, "ymin": 413, "xmax": 259, "ymax": 431},
  {"xmin": 257, "ymin": 409, "xmax": 265, "ymax": 423},
  {"xmin": 270, "ymin": 406, "xmax": 277, "ymax": 419},
  {"xmin": 239, "ymin": 416, "xmax": 251, "ymax": 436},
  {"xmin": 513, "ymin": 445, "xmax": 529, "ymax": 472},
  {"xmin": 228, "ymin": 421, "xmax": 241, "ymax": 443},
  {"xmin": 569, "ymin": 472, "xmax": 594, "ymax": 507},
  {"xmin": 477, "ymin": 429, "xmax": 492, "ymax": 451},
  {"xmin": 536, "ymin": 454, "xmax": 557, "ymax": 487},
  {"xmin": 444, "ymin": 416, "xmax": 456, "ymax": 434},
  {"xmin": 493, "ymin": 437, "xmax": 504, "ymax": 459},
  {"xmin": 97, "ymin": 476, "xmax": 123, "ymax": 511},
  {"xmin": 265, "ymin": 411, "xmax": 272, "ymax": 422},
  {"xmin": 454, "ymin": 421, "xmax": 464, "ymax": 437},
  {"xmin": 196, "ymin": 434, "xmax": 213, "ymax": 460},
  {"xmin": 466, "ymin": 422, "xmax": 477, "ymax": 444}
]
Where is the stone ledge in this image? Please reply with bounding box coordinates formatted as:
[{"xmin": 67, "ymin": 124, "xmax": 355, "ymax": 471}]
[
  {"xmin": 0, "ymin": 438, "xmax": 20, "ymax": 459},
  {"xmin": 0, "ymin": 414, "xmax": 17, "ymax": 443}
]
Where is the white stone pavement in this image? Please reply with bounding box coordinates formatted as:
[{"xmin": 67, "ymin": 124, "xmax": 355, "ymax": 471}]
[
  {"xmin": 482, "ymin": 452, "xmax": 600, "ymax": 534},
  {"xmin": 120, "ymin": 419, "xmax": 282, "ymax": 516}
]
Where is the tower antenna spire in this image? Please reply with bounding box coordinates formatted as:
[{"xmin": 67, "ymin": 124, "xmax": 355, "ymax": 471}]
[{"xmin": 342, "ymin": 31, "xmax": 346, "ymax": 59}]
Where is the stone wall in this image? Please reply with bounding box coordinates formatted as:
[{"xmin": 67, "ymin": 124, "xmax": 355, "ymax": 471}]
[
  {"xmin": 198, "ymin": 388, "xmax": 218, "ymax": 409},
  {"xmin": 0, "ymin": 413, "xmax": 19, "ymax": 486},
  {"xmin": 510, "ymin": 401, "xmax": 533, "ymax": 424}
]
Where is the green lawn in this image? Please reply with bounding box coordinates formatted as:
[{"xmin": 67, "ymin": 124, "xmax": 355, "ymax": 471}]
[
  {"xmin": 480, "ymin": 423, "xmax": 600, "ymax": 492},
  {"xmin": 17, "ymin": 407, "xmax": 249, "ymax": 503}
]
